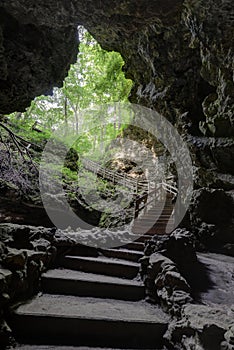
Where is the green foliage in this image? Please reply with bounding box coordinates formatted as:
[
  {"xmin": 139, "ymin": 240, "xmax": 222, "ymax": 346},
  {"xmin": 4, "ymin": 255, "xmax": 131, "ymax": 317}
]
[
  {"xmin": 62, "ymin": 167, "xmax": 78, "ymax": 182},
  {"xmin": 8, "ymin": 27, "xmax": 132, "ymax": 158}
]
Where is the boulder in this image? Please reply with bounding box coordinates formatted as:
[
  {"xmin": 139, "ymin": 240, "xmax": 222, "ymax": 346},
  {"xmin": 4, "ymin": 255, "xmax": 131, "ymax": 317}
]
[
  {"xmin": 143, "ymin": 252, "xmax": 192, "ymax": 316},
  {"xmin": 3, "ymin": 248, "xmax": 27, "ymax": 271},
  {"xmin": 165, "ymin": 304, "xmax": 234, "ymax": 350}
]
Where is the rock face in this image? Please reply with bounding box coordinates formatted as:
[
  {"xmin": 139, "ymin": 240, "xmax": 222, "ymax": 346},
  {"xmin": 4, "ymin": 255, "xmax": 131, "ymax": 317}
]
[
  {"xmin": 0, "ymin": 1, "xmax": 78, "ymax": 114},
  {"xmin": 141, "ymin": 230, "xmax": 195, "ymax": 316},
  {"xmin": 165, "ymin": 303, "xmax": 234, "ymax": 350},
  {"xmin": 0, "ymin": 223, "xmax": 76, "ymax": 347},
  {"xmin": 190, "ymin": 188, "xmax": 234, "ymax": 250},
  {"xmin": 1, "ymin": 1, "xmax": 233, "ymax": 126},
  {"xmin": 0, "ymin": 3, "xmax": 233, "ymax": 347},
  {"xmin": 142, "ymin": 234, "xmax": 234, "ymax": 349}
]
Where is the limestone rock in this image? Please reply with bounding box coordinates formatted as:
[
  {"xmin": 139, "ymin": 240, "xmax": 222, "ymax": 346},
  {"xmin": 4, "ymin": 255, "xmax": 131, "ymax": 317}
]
[
  {"xmin": 64, "ymin": 148, "xmax": 79, "ymax": 172},
  {"xmin": 31, "ymin": 238, "xmax": 51, "ymax": 252},
  {"xmin": 145, "ymin": 229, "xmax": 197, "ymax": 266},
  {"xmin": 0, "ymin": 319, "xmax": 12, "ymax": 348},
  {"xmin": 142, "ymin": 252, "xmax": 192, "ymax": 316},
  {"xmin": 190, "ymin": 188, "xmax": 234, "ymax": 247},
  {"xmin": 3, "ymin": 248, "xmax": 27, "ymax": 270},
  {"xmin": 222, "ymin": 324, "xmax": 234, "ymax": 349},
  {"xmin": 0, "ymin": 268, "xmax": 12, "ymax": 293},
  {"xmin": 165, "ymin": 304, "xmax": 234, "ymax": 350}
]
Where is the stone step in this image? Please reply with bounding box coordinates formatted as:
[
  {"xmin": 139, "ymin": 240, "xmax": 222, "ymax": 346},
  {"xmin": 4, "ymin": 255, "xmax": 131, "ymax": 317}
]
[
  {"xmin": 132, "ymin": 227, "xmax": 168, "ymax": 232},
  {"xmin": 133, "ymin": 222, "xmax": 165, "ymax": 228},
  {"xmin": 134, "ymin": 216, "xmax": 172, "ymax": 221},
  {"xmin": 132, "ymin": 227, "xmax": 166, "ymax": 234},
  {"xmin": 14, "ymin": 346, "xmax": 158, "ymax": 350},
  {"xmin": 133, "ymin": 220, "xmax": 172, "ymax": 225},
  {"xmin": 133, "ymin": 221, "xmax": 171, "ymax": 227},
  {"xmin": 144, "ymin": 210, "xmax": 172, "ymax": 215},
  {"xmin": 100, "ymin": 248, "xmax": 143, "ymax": 262},
  {"xmin": 11, "ymin": 294, "xmax": 169, "ymax": 349},
  {"xmin": 41, "ymin": 269, "xmax": 145, "ymax": 301},
  {"xmin": 137, "ymin": 213, "xmax": 172, "ymax": 218},
  {"xmin": 61, "ymin": 245, "xmax": 99, "ymax": 258},
  {"xmin": 140, "ymin": 211, "xmax": 172, "ymax": 215},
  {"xmin": 139, "ymin": 215, "xmax": 172, "ymax": 219},
  {"xmin": 117, "ymin": 242, "xmax": 145, "ymax": 251},
  {"xmin": 147, "ymin": 204, "xmax": 172, "ymax": 208},
  {"xmin": 60, "ymin": 256, "xmax": 140, "ymax": 279},
  {"xmin": 132, "ymin": 234, "xmax": 153, "ymax": 242},
  {"xmin": 133, "ymin": 222, "xmax": 174, "ymax": 229}
]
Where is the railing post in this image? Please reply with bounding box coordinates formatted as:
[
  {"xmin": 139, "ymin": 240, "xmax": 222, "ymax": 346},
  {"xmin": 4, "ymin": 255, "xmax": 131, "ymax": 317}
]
[{"xmin": 134, "ymin": 195, "xmax": 139, "ymax": 219}]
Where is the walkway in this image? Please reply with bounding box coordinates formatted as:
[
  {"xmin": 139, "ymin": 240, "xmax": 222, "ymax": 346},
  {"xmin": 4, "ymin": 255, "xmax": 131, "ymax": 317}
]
[
  {"xmin": 9, "ymin": 158, "xmax": 176, "ymax": 348},
  {"xmin": 10, "ymin": 242, "xmax": 170, "ymax": 349},
  {"xmin": 80, "ymin": 157, "xmax": 148, "ymax": 192},
  {"xmin": 81, "ymin": 157, "xmax": 177, "ymax": 235}
]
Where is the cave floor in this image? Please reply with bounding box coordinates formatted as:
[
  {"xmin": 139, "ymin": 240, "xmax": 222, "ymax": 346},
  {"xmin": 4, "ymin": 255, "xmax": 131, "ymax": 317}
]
[{"xmin": 196, "ymin": 252, "xmax": 234, "ymax": 306}]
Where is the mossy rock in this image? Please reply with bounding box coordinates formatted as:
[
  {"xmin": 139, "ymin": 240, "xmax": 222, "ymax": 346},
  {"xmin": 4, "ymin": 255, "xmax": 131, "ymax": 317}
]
[{"xmin": 64, "ymin": 148, "xmax": 79, "ymax": 172}]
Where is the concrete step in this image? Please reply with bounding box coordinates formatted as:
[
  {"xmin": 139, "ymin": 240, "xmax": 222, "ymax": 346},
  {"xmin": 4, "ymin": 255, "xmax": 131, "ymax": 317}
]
[
  {"xmin": 41, "ymin": 269, "xmax": 145, "ymax": 301},
  {"xmin": 133, "ymin": 225, "xmax": 172, "ymax": 231},
  {"xmin": 100, "ymin": 248, "xmax": 143, "ymax": 262},
  {"xmin": 117, "ymin": 242, "xmax": 145, "ymax": 251},
  {"xmin": 134, "ymin": 222, "xmax": 166, "ymax": 227},
  {"xmin": 138, "ymin": 213, "xmax": 172, "ymax": 219},
  {"xmin": 133, "ymin": 220, "xmax": 172, "ymax": 226},
  {"xmin": 139, "ymin": 212, "xmax": 172, "ymax": 216},
  {"xmin": 133, "ymin": 222, "xmax": 174, "ymax": 229},
  {"xmin": 11, "ymin": 294, "xmax": 169, "ymax": 348},
  {"xmin": 132, "ymin": 226, "xmax": 166, "ymax": 234},
  {"xmin": 144, "ymin": 210, "xmax": 172, "ymax": 215},
  {"xmin": 60, "ymin": 256, "xmax": 140, "ymax": 279},
  {"xmin": 132, "ymin": 229, "xmax": 166, "ymax": 235},
  {"xmin": 135, "ymin": 214, "xmax": 171, "ymax": 222},
  {"xmin": 132, "ymin": 227, "xmax": 166, "ymax": 232},
  {"xmin": 132, "ymin": 235, "xmax": 153, "ymax": 242},
  {"xmin": 133, "ymin": 221, "xmax": 170, "ymax": 227},
  {"xmin": 14, "ymin": 346, "xmax": 159, "ymax": 350}
]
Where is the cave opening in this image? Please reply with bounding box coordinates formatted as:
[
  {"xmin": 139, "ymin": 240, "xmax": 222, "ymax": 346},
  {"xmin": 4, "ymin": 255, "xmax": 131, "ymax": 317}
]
[
  {"xmin": 1, "ymin": 25, "xmax": 175, "ymax": 231},
  {"xmin": 0, "ymin": 2, "xmax": 234, "ymax": 349}
]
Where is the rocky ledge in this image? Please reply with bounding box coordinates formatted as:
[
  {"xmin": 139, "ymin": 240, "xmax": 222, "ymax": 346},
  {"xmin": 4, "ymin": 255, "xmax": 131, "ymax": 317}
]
[
  {"xmin": 141, "ymin": 229, "xmax": 234, "ymax": 349},
  {"xmin": 0, "ymin": 224, "xmax": 76, "ymax": 347}
]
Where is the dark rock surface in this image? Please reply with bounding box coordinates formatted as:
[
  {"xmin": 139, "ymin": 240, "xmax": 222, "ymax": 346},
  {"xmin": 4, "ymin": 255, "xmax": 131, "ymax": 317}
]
[
  {"xmin": 141, "ymin": 230, "xmax": 195, "ymax": 316},
  {"xmin": 141, "ymin": 251, "xmax": 192, "ymax": 316},
  {"xmin": 142, "ymin": 236, "xmax": 234, "ymax": 349},
  {"xmin": 165, "ymin": 303, "xmax": 234, "ymax": 350},
  {"xmin": 189, "ymin": 188, "xmax": 234, "ymax": 251},
  {"xmin": 0, "ymin": 1, "xmax": 78, "ymax": 114},
  {"xmin": 0, "ymin": 223, "xmax": 76, "ymax": 348},
  {"xmin": 0, "ymin": 1, "xmax": 233, "ymax": 349},
  {"xmin": 0, "ymin": 142, "xmax": 100, "ymax": 228},
  {"xmin": 0, "ymin": 0, "xmax": 233, "ymax": 243},
  {"xmin": 1, "ymin": 1, "xmax": 233, "ymax": 129}
]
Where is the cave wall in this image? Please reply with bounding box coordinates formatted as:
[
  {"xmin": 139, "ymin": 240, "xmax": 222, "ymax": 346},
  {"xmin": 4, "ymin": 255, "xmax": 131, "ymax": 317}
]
[
  {"xmin": 2, "ymin": 0, "xmax": 232, "ymax": 135},
  {"xmin": 0, "ymin": 0, "xmax": 234, "ymax": 245}
]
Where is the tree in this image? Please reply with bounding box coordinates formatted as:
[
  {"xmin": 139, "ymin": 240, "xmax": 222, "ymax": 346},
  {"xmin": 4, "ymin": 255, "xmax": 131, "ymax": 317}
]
[{"xmin": 7, "ymin": 27, "xmax": 132, "ymax": 156}]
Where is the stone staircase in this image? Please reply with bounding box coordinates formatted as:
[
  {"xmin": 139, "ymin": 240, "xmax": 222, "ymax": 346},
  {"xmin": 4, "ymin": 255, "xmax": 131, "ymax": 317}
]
[
  {"xmin": 132, "ymin": 194, "xmax": 174, "ymax": 235},
  {"xmin": 9, "ymin": 240, "xmax": 170, "ymax": 349}
]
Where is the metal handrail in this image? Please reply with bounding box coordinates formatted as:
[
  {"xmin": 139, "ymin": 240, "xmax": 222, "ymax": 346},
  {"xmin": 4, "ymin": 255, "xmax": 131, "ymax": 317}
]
[
  {"xmin": 80, "ymin": 157, "xmax": 178, "ymax": 221},
  {"xmin": 134, "ymin": 182, "xmax": 178, "ymax": 219},
  {"xmin": 80, "ymin": 157, "xmax": 147, "ymax": 191}
]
